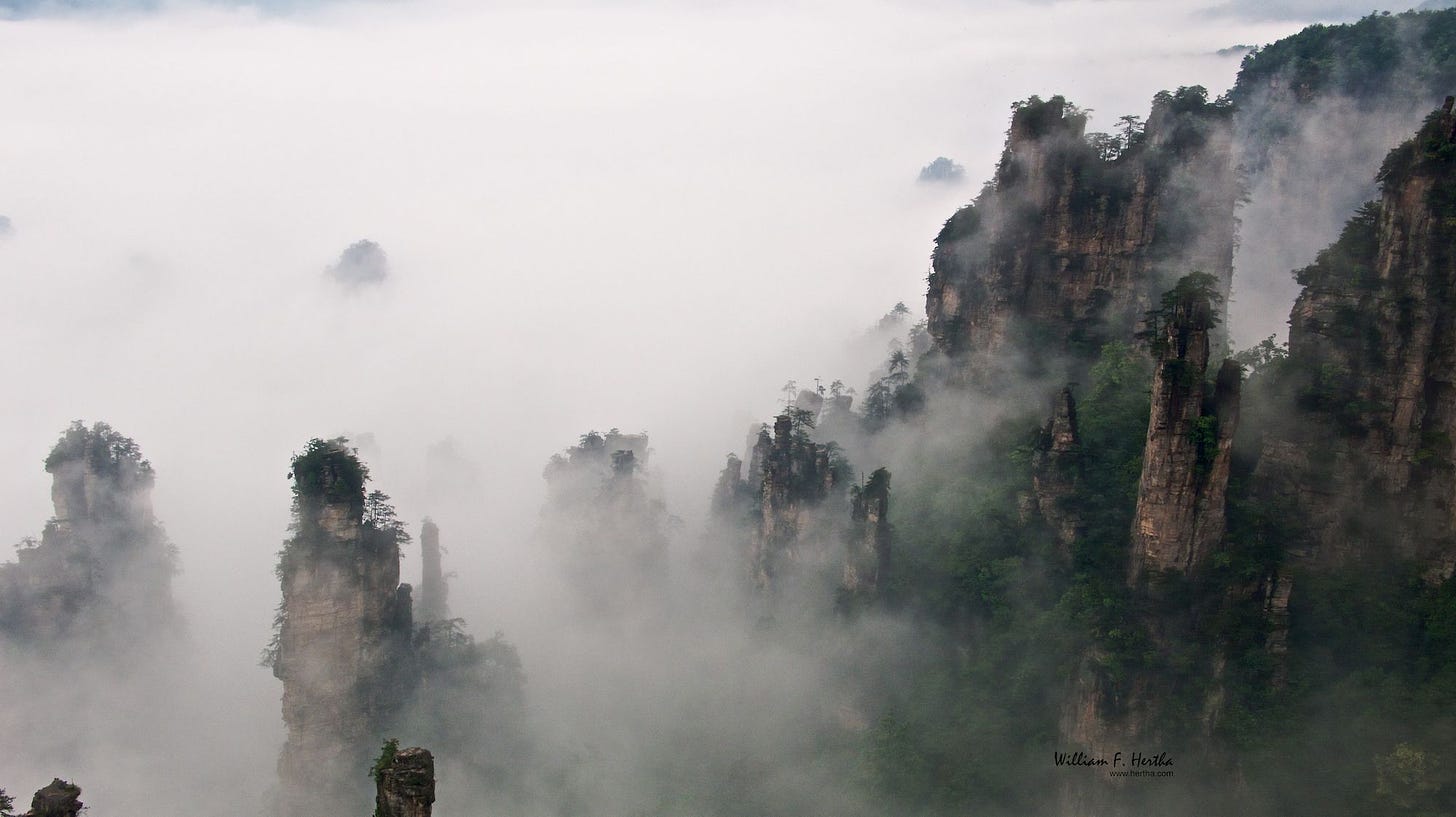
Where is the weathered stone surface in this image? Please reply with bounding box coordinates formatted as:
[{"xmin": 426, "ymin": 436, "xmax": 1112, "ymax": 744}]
[
  {"xmin": 273, "ymin": 440, "xmax": 415, "ymax": 817},
  {"xmin": 374, "ymin": 746, "xmax": 436, "ymax": 817},
  {"xmin": 926, "ymin": 91, "xmax": 1237, "ymax": 384},
  {"xmin": 1129, "ymin": 295, "xmax": 1241, "ymax": 582}
]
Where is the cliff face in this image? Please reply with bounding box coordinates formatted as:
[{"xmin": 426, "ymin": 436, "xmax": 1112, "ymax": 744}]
[
  {"xmin": 0, "ymin": 422, "xmax": 176, "ymax": 646},
  {"xmin": 273, "ymin": 439, "xmax": 415, "ymax": 817},
  {"xmin": 926, "ymin": 89, "xmax": 1237, "ymax": 382},
  {"xmin": 373, "ymin": 745, "xmax": 436, "ymax": 817},
  {"xmin": 1129, "ymin": 281, "xmax": 1242, "ymax": 582},
  {"xmin": 1255, "ymin": 99, "xmax": 1456, "ymax": 579}
]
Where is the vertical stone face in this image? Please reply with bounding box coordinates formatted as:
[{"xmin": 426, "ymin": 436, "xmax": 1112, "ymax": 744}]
[
  {"xmin": 843, "ymin": 469, "xmax": 891, "ymax": 595},
  {"xmin": 0, "ymin": 422, "xmax": 176, "ymax": 644},
  {"xmin": 1256, "ymin": 101, "xmax": 1456, "ymax": 579},
  {"xmin": 374, "ymin": 746, "xmax": 436, "ymax": 817},
  {"xmin": 418, "ymin": 519, "xmax": 448, "ymax": 623},
  {"xmin": 1128, "ymin": 290, "xmax": 1241, "ymax": 582},
  {"xmin": 926, "ymin": 90, "xmax": 1237, "ymax": 382},
  {"xmin": 274, "ymin": 439, "xmax": 415, "ymax": 817},
  {"xmin": 1031, "ymin": 387, "xmax": 1084, "ymax": 556}
]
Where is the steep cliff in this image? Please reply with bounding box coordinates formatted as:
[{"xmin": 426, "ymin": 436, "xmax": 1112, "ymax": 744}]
[
  {"xmin": 1255, "ymin": 99, "xmax": 1456, "ymax": 578},
  {"xmin": 926, "ymin": 88, "xmax": 1238, "ymax": 383},
  {"xmin": 0, "ymin": 421, "xmax": 176, "ymax": 647},
  {"xmin": 272, "ymin": 438, "xmax": 416, "ymax": 817},
  {"xmin": 1129, "ymin": 275, "xmax": 1242, "ymax": 582}
]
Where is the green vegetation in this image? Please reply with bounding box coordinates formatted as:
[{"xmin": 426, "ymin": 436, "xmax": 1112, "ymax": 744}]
[{"xmin": 43, "ymin": 420, "xmax": 154, "ymax": 487}]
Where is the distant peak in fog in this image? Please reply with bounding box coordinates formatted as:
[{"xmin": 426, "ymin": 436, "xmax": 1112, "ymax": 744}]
[
  {"xmin": 327, "ymin": 239, "xmax": 389, "ymax": 288},
  {"xmin": 0, "ymin": 215, "xmax": 12, "ymax": 237},
  {"xmin": 917, "ymin": 157, "xmax": 965, "ymax": 184}
]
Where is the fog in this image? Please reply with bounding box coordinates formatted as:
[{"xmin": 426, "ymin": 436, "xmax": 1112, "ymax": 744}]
[{"xmin": 0, "ymin": 1, "xmax": 1318, "ymax": 813}]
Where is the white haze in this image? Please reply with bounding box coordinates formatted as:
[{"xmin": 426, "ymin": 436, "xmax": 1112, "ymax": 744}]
[{"xmin": 0, "ymin": 1, "xmax": 1311, "ymax": 813}]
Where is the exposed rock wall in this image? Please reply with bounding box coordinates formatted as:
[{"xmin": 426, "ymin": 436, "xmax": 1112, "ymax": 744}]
[
  {"xmin": 926, "ymin": 90, "xmax": 1237, "ymax": 383},
  {"xmin": 1129, "ymin": 291, "xmax": 1241, "ymax": 582},
  {"xmin": 1255, "ymin": 99, "xmax": 1456, "ymax": 580},
  {"xmin": 273, "ymin": 439, "xmax": 415, "ymax": 817},
  {"xmin": 374, "ymin": 746, "xmax": 436, "ymax": 817}
]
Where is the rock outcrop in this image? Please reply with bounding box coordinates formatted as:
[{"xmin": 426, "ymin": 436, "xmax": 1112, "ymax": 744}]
[
  {"xmin": 22, "ymin": 779, "xmax": 82, "ymax": 817},
  {"xmin": 417, "ymin": 518, "xmax": 448, "ymax": 623},
  {"xmin": 1129, "ymin": 278, "xmax": 1241, "ymax": 582},
  {"xmin": 0, "ymin": 422, "xmax": 176, "ymax": 646},
  {"xmin": 272, "ymin": 439, "xmax": 416, "ymax": 817},
  {"xmin": 750, "ymin": 412, "xmax": 844, "ymax": 594},
  {"xmin": 373, "ymin": 744, "xmax": 436, "ymax": 817},
  {"xmin": 926, "ymin": 89, "xmax": 1238, "ymax": 383}
]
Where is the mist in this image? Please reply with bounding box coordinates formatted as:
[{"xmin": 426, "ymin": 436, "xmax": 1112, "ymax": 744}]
[{"xmin": 0, "ymin": 1, "xmax": 1322, "ymax": 814}]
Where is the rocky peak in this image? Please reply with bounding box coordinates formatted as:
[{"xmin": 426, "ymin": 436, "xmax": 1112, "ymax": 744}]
[
  {"xmin": 0, "ymin": 422, "xmax": 176, "ymax": 644},
  {"xmin": 926, "ymin": 89, "xmax": 1237, "ymax": 383},
  {"xmin": 418, "ymin": 519, "xmax": 448, "ymax": 623},
  {"xmin": 1129, "ymin": 276, "xmax": 1241, "ymax": 582},
  {"xmin": 22, "ymin": 779, "xmax": 82, "ymax": 817},
  {"xmin": 273, "ymin": 438, "xmax": 415, "ymax": 817}
]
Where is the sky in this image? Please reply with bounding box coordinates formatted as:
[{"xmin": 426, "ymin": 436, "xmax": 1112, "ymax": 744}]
[{"xmin": 0, "ymin": 0, "xmax": 1378, "ymax": 810}]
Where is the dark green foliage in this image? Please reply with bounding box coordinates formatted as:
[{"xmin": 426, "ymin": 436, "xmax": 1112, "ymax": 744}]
[
  {"xmin": 289, "ymin": 437, "xmax": 369, "ymax": 504},
  {"xmin": 0, "ymin": 788, "xmax": 13, "ymax": 817},
  {"xmin": 370, "ymin": 737, "xmax": 400, "ymax": 783},
  {"xmin": 44, "ymin": 420, "xmax": 154, "ymax": 486},
  {"xmin": 860, "ymin": 342, "xmax": 1157, "ymax": 813},
  {"xmin": 1231, "ymin": 9, "xmax": 1456, "ymax": 172},
  {"xmin": 1295, "ymin": 201, "xmax": 1381, "ymax": 288},
  {"xmin": 1135, "ymin": 270, "xmax": 1223, "ymax": 355}
]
